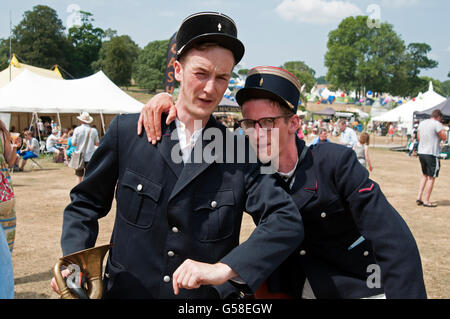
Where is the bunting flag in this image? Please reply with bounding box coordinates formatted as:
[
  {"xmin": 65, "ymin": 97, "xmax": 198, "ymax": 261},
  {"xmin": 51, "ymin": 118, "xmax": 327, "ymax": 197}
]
[{"xmin": 164, "ymin": 32, "xmax": 177, "ymax": 94}]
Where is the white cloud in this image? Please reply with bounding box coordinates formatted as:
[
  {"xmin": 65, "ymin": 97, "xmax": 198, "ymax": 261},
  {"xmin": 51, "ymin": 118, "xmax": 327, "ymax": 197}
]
[{"xmin": 275, "ymin": 0, "xmax": 363, "ymax": 25}]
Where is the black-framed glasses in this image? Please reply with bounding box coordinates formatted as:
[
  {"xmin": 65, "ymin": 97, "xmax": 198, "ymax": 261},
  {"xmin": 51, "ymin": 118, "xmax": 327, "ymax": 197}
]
[{"xmin": 238, "ymin": 115, "xmax": 292, "ymax": 131}]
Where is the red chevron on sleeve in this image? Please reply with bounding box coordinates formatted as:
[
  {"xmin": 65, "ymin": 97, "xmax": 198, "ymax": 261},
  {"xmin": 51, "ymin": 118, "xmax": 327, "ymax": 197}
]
[{"xmin": 358, "ymin": 183, "xmax": 374, "ymax": 193}]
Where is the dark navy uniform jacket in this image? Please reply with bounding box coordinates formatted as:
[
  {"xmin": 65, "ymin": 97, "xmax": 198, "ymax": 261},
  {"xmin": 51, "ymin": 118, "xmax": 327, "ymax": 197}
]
[
  {"xmin": 266, "ymin": 138, "xmax": 427, "ymax": 299},
  {"xmin": 60, "ymin": 114, "xmax": 303, "ymax": 299}
]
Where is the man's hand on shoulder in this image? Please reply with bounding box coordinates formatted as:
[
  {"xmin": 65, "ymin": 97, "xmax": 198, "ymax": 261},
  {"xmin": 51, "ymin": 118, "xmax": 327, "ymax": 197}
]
[{"xmin": 137, "ymin": 93, "xmax": 177, "ymax": 144}]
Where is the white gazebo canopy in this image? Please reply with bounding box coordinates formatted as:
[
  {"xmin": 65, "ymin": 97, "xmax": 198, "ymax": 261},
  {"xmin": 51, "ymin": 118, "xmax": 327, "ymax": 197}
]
[{"xmin": 371, "ymin": 82, "xmax": 446, "ymax": 134}]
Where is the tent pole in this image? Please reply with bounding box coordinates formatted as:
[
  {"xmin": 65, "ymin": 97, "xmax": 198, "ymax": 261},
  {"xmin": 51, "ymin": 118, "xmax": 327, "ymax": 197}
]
[
  {"xmin": 35, "ymin": 113, "xmax": 41, "ymax": 142},
  {"xmin": 100, "ymin": 111, "xmax": 106, "ymax": 136},
  {"xmin": 57, "ymin": 112, "xmax": 62, "ymax": 129},
  {"xmin": 28, "ymin": 113, "xmax": 35, "ymax": 131}
]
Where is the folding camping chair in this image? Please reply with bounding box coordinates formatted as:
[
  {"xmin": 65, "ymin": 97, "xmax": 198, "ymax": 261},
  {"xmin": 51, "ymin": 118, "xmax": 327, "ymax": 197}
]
[
  {"xmin": 29, "ymin": 157, "xmax": 43, "ymax": 170},
  {"xmin": 39, "ymin": 141, "xmax": 52, "ymax": 158}
]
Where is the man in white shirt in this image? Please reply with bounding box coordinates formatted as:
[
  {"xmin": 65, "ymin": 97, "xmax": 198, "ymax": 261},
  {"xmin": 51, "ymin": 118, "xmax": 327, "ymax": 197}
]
[
  {"xmin": 416, "ymin": 109, "xmax": 447, "ymax": 207},
  {"xmin": 338, "ymin": 119, "xmax": 358, "ymax": 148},
  {"xmin": 46, "ymin": 129, "xmax": 63, "ymax": 156},
  {"xmin": 71, "ymin": 112, "xmax": 99, "ymax": 183}
]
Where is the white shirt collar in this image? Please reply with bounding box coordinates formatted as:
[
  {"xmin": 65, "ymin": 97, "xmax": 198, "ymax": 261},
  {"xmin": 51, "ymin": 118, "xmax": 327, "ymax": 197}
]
[
  {"xmin": 276, "ymin": 157, "xmax": 299, "ymax": 189},
  {"xmin": 175, "ymin": 118, "xmax": 204, "ymax": 164}
]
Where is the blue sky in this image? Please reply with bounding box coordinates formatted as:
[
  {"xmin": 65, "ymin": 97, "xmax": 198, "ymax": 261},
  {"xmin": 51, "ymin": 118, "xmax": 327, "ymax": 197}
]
[{"xmin": 1, "ymin": 0, "xmax": 449, "ymax": 81}]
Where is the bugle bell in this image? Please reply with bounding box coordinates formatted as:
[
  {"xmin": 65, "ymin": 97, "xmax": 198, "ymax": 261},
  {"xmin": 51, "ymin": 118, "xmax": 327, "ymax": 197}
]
[{"xmin": 54, "ymin": 244, "xmax": 112, "ymax": 299}]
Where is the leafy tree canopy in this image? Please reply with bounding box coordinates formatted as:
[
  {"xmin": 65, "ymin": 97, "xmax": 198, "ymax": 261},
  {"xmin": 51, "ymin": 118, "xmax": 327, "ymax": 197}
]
[{"xmin": 133, "ymin": 39, "xmax": 169, "ymax": 92}]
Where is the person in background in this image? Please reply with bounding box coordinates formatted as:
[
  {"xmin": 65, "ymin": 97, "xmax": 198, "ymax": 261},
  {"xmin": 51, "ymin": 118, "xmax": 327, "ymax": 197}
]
[
  {"xmin": 0, "ymin": 228, "xmax": 14, "ymax": 298},
  {"xmin": 388, "ymin": 123, "xmax": 394, "ymax": 143},
  {"xmin": 71, "ymin": 112, "xmax": 99, "ymax": 184},
  {"xmin": 296, "ymin": 117, "xmax": 304, "ymax": 140},
  {"xmin": 353, "ymin": 132, "xmax": 373, "ymax": 172},
  {"xmin": 338, "ymin": 119, "xmax": 358, "ymax": 148},
  {"xmin": 15, "ymin": 130, "xmax": 39, "ymax": 172},
  {"xmin": 63, "ymin": 130, "xmax": 76, "ymax": 165},
  {"xmin": 0, "ymin": 119, "xmax": 19, "ymax": 254},
  {"xmin": 60, "ymin": 128, "xmax": 69, "ymax": 140},
  {"xmin": 409, "ymin": 124, "xmax": 419, "ymax": 157},
  {"xmin": 310, "ymin": 128, "xmax": 330, "ymax": 145},
  {"xmin": 416, "ymin": 110, "xmax": 447, "ymax": 208},
  {"xmin": 46, "ymin": 129, "xmax": 64, "ymax": 158}
]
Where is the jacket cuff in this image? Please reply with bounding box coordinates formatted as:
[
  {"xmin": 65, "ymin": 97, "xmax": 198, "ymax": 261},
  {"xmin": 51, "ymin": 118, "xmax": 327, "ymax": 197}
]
[{"xmin": 212, "ymin": 281, "xmax": 245, "ymax": 299}]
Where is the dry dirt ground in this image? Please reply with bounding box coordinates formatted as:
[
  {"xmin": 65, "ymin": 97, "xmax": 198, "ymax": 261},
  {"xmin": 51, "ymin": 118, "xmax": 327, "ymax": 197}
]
[{"xmin": 9, "ymin": 135, "xmax": 450, "ymax": 299}]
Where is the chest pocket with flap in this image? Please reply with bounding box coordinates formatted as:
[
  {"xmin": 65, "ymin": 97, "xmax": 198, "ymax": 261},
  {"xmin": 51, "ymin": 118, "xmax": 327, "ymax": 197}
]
[
  {"xmin": 193, "ymin": 189, "xmax": 235, "ymax": 242},
  {"xmin": 118, "ymin": 169, "xmax": 162, "ymax": 228}
]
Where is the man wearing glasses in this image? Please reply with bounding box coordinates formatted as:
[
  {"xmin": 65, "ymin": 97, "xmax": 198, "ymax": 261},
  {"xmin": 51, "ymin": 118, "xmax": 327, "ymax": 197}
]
[{"xmin": 139, "ymin": 66, "xmax": 426, "ymax": 299}]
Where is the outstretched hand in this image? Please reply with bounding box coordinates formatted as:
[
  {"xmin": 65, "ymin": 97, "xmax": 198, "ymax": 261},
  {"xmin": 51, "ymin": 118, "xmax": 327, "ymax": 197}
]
[{"xmin": 137, "ymin": 93, "xmax": 177, "ymax": 144}]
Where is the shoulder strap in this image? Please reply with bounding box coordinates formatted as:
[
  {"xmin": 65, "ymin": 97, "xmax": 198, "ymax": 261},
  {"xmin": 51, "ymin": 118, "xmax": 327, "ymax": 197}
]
[
  {"xmin": 81, "ymin": 128, "xmax": 92, "ymax": 153},
  {"xmin": 299, "ymin": 145, "xmax": 309, "ymax": 164}
]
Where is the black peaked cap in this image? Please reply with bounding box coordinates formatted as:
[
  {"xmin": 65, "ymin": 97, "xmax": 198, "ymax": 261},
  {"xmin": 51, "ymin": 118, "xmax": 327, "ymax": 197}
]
[
  {"xmin": 176, "ymin": 12, "xmax": 245, "ymax": 64},
  {"xmin": 236, "ymin": 66, "xmax": 302, "ymax": 113}
]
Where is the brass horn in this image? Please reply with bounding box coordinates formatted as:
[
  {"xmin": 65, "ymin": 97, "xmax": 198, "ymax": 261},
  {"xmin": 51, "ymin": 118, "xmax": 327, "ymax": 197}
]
[{"xmin": 54, "ymin": 244, "xmax": 113, "ymax": 299}]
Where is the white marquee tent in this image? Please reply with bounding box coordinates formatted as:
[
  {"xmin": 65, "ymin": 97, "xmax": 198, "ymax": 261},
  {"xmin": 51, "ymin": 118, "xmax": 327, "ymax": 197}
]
[
  {"xmin": 371, "ymin": 82, "xmax": 446, "ymax": 134},
  {"xmin": 0, "ymin": 69, "xmax": 143, "ymax": 114},
  {"xmin": 0, "ymin": 54, "xmax": 63, "ymax": 88},
  {"xmin": 0, "ymin": 69, "xmax": 143, "ymax": 133}
]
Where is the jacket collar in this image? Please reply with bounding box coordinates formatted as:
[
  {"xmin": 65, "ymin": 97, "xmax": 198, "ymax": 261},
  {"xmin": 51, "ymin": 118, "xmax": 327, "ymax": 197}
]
[
  {"xmin": 290, "ymin": 137, "xmax": 317, "ymax": 209},
  {"xmin": 157, "ymin": 117, "xmax": 184, "ymax": 179},
  {"xmin": 168, "ymin": 115, "xmax": 220, "ymax": 201}
]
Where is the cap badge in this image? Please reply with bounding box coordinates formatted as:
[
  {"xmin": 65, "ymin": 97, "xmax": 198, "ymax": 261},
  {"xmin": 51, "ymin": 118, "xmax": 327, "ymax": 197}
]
[
  {"xmin": 217, "ymin": 23, "xmax": 222, "ymax": 32},
  {"xmin": 259, "ymin": 78, "xmax": 264, "ymax": 86}
]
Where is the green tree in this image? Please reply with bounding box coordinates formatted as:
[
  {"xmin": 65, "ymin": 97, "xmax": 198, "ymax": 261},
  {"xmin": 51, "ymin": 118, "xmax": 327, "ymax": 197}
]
[
  {"xmin": 404, "ymin": 43, "xmax": 438, "ymax": 97},
  {"xmin": 325, "ymin": 16, "xmax": 407, "ymax": 97},
  {"xmin": 237, "ymin": 68, "xmax": 249, "ymax": 76},
  {"xmin": 92, "ymin": 35, "xmax": 140, "ymax": 87},
  {"xmin": 11, "ymin": 5, "xmax": 71, "ymax": 70},
  {"xmin": 315, "ymin": 75, "xmax": 328, "ymax": 84},
  {"xmin": 283, "ymin": 61, "xmax": 315, "ymax": 105},
  {"xmin": 441, "ymin": 80, "xmax": 450, "ymax": 97},
  {"xmin": 284, "ymin": 61, "xmax": 316, "ymax": 77},
  {"xmin": 0, "ymin": 39, "xmax": 9, "ymax": 70},
  {"xmin": 67, "ymin": 11, "xmax": 105, "ymax": 78},
  {"xmin": 133, "ymin": 39, "xmax": 169, "ymax": 92}
]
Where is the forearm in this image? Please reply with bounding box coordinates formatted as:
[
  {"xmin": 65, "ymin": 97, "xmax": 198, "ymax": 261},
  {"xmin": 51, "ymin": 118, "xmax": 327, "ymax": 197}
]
[
  {"xmin": 336, "ymin": 149, "xmax": 425, "ymax": 297},
  {"xmin": 61, "ymin": 118, "xmax": 119, "ymax": 254},
  {"xmin": 221, "ymin": 170, "xmax": 304, "ymax": 293},
  {"xmin": 348, "ymin": 185, "xmax": 426, "ymax": 298}
]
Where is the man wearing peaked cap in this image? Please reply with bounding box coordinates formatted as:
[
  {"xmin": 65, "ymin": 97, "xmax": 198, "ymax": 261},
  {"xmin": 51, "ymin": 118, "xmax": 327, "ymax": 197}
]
[
  {"xmin": 139, "ymin": 65, "xmax": 426, "ymax": 299},
  {"xmin": 236, "ymin": 66, "xmax": 301, "ymax": 113},
  {"xmin": 56, "ymin": 12, "xmax": 304, "ymax": 299}
]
